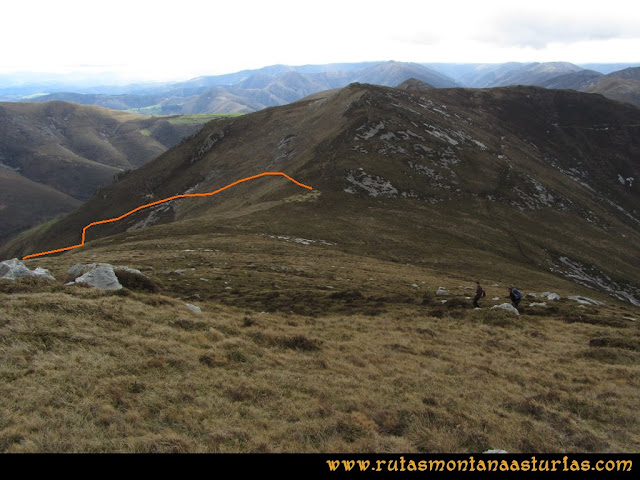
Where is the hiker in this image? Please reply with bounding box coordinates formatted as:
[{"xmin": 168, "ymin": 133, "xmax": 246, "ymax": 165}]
[
  {"xmin": 508, "ymin": 286, "xmax": 523, "ymax": 309},
  {"xmin": 473, "ymin": 281, "xmax": 485, "ymax": 307}
]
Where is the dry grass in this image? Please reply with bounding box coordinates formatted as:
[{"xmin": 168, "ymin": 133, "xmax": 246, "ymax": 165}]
[{"xmin": 1, "ymin": 235, "xmax": 638, "ymax": 453}]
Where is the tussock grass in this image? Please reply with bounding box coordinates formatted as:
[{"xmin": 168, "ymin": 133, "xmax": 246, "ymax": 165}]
[
  {"xmin": 2, "ymin": 234, "xmax": 638, "ymax": 453},
  {"xmin": 114, "ymin": 270, "xmax": 160, "ymax": 294}
]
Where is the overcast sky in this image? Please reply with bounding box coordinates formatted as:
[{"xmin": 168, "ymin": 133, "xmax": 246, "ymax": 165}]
[{"xmin": 2, "ymin": 0, "xmax": 639, "ymax": 82}]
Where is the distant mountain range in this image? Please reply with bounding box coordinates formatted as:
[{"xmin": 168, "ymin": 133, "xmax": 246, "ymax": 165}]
[{"xmin": 4, "ymin": 61, "xmax": 639, "ymax": 114}]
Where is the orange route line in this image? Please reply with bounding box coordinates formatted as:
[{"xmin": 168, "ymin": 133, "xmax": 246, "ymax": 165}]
[{"xmin": 22, "ymin": 172, "xmax": 313, "ymax": 260}]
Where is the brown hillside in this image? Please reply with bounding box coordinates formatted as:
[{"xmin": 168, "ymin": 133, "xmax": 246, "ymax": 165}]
[
  {"xmin": 0, "ymin": 102, "xmax": 218, "ymax": 243},
  {"xmin": 4, "ymin": 83, "xmax": 639, "ymax": 306}
]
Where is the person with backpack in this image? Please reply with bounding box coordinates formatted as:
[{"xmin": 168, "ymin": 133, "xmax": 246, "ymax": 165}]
[
  {"xmin": 509, "ymin": 286, "xmax": 523, "ymax": 309},
  {"xmin": 473, "ymin": 281, "xmax": 486, "ymax": 307}
]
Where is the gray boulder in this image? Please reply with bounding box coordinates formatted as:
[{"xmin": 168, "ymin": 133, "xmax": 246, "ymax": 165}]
[
  {"xmin": 436, "ymin": 287, "xmax": 449, "ymax": 296},
  {"xmin": 0, "ymin": 258, "xmax": 55, "ymax": 281},
  {"xmin": 491, "ymin": 303, "xmax": 520, "ymax": 315},
  {"xmin": 74, "ymin": 264, "xmax": 122, "ymax": 290},
  {"xmin": 1, "ymin": 258, "xmax": 35, "ymax": 279},
  {"xmin": 67, "ymin": 263, "xmax": 97, "ymax": 280}
]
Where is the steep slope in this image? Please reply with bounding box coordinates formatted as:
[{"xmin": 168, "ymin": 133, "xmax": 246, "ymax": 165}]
[
  {"xmin": 607, "ymin": 67, "xmax": 640, "ymax": 81},
  {"xmin": 0, "ymin": 168, "xmax": 81, "ymax": 244},
  {"xmin": 0, "ymin": 102, "xmax": 218, "ymax": 242},
  {"xmin": 537, "ymin": 67, "xmax": 640, "ymax": 106},
  {"xmin": 538, "ymin": 69, "xmax": 603, "ymax": 90},
  {"xmin": 580, "ymin": 68, "xmax": 640, "ymax": 106},
  {"xmin": 4, "ymin": 84, "xmax": 639, "ymax": 305},
  {"xmin": 582, "ymin": 77, "xmax": 640, "ymax": 106},
  {"xmin": 433, "ymin": 62, "xmax": 583, "ymax": 88},
  {"xmin": 486, "ymin": 62, "xmax": 584, "ymax": 87}
]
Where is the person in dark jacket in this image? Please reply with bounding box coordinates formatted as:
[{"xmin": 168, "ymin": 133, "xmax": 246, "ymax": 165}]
[
  {"xmin": 509, "ymin": 286, "xmax": 523, "ymax": 309},
  {"xmin": 473, "ymin": 281, "xmax": 485, "ymax": 308}
]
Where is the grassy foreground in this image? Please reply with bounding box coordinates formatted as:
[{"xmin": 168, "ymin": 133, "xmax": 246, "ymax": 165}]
[{"xmin": 1, "ymin": 235, "xmax": 638, "ymax": 453}]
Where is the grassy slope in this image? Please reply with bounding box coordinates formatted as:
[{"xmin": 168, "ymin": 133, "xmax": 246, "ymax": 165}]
[{"xmin": 1, "ymin": 233, "xmax": 638, "ymax": 453}]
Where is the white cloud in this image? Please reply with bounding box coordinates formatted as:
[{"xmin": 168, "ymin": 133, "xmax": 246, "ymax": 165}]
[
  {"xmin": 475, "ymin": 6, "xmax": 640, "ymax": 48},
  {"xmin": 1, "ymin": 0, "xmax": 639, "ymax": 80}
]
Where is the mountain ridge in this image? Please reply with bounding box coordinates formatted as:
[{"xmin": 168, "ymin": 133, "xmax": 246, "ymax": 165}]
[{"xmin": 4, "ymin": 82, "xmax": 638, "ymax": 305}]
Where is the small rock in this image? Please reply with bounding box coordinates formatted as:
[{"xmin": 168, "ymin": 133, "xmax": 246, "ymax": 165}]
[
  {"xmin": 33, "ymin": 267, "xmax": 55, "ymax": 281},
  {"xmin": 185, "ymin": 303, "xmax": 202, "ymax": 314},
  {"xmin": 526, "ymin": 293, "xmax": 537, "ymax": 299},
  {"xmin": 541, "ymin": 292, "xmax": 561, "ymax": 301},
  {"xmin": 410, "ymin": 283, "xmax": 419, "ymax": 289},
  {"xmin": 529, "ymin": 302, "xmax": 547, "ymax": 307},
  {"xmin": 491, "ymin": 303, "xmax": 520, "ymax": 315},
  {"xmin": 436, "ymin": 287, "xmax": 449, "ymax": 296},
  {"xmin": 113, "ymin": 266, "xmax": 147, "ymax": 278},
  {"xmin": 484, "ymin": 449, "xmax": 508, "ymax": 454}
]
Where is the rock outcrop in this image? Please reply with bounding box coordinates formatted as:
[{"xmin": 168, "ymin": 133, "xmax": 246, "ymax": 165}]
[{"xmin": 568, "ymin": 296, "xmax": 604, "ymax": 306}]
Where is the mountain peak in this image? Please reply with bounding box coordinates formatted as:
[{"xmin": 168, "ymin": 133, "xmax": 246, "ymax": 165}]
[{"xmin": 395, "ymin": 78, "xmax": 435, "ymax": 91}]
